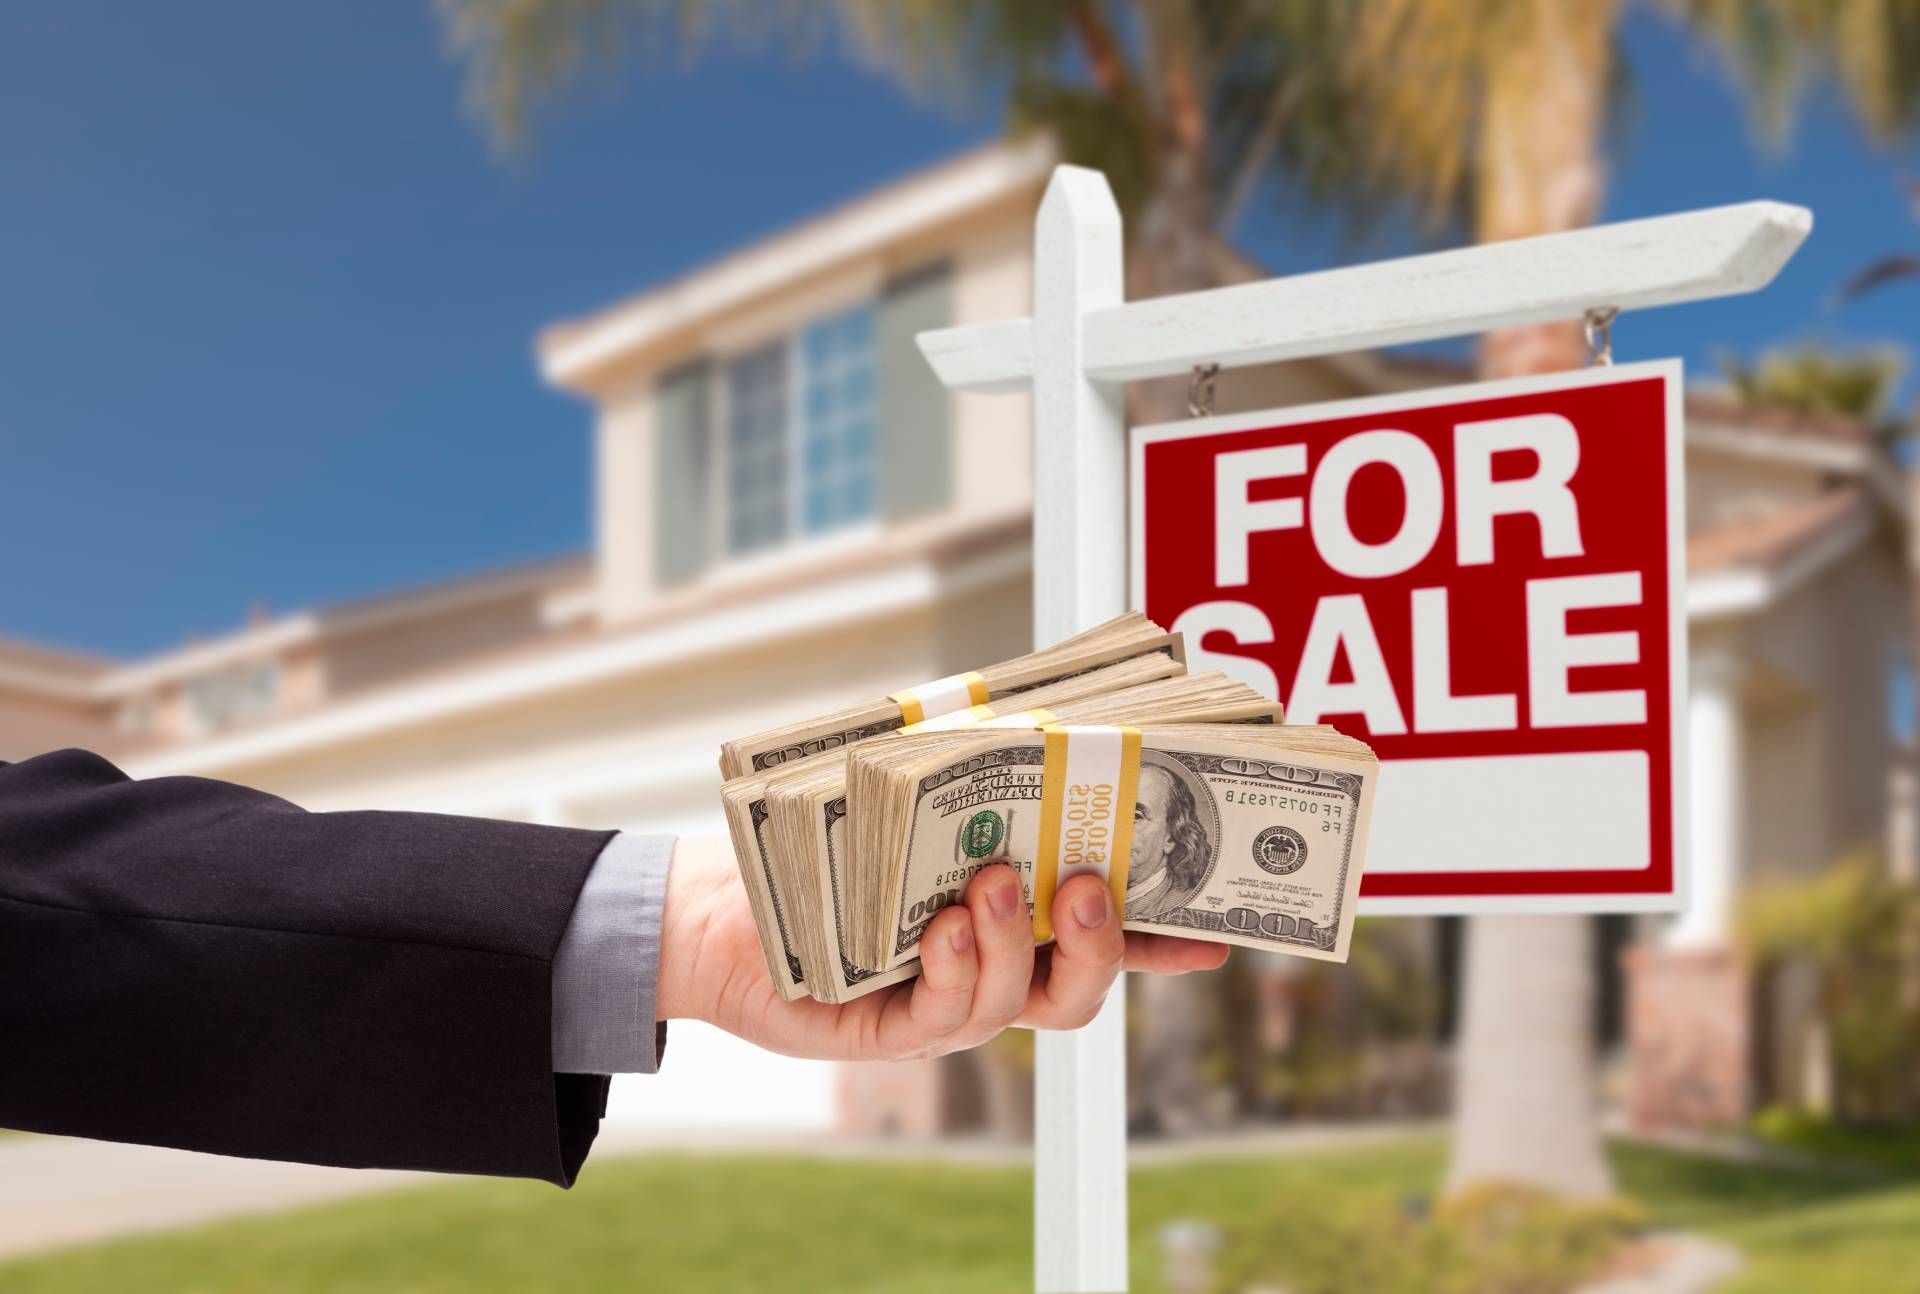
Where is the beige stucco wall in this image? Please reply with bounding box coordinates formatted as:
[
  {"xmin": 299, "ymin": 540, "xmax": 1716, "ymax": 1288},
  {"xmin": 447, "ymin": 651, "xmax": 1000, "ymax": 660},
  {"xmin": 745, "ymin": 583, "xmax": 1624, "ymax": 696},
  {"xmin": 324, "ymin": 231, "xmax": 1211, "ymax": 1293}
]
[
  {"xmin": 0, "ymin": 688, "xmax": 115, "ymax": 763},
  {"xmin": 1739, "ymin": 533, "xmax": 1908, "ymax": 882},
  {"xmin": 320, "ymin": 588, "xmax": 559, "ymax": 700}
]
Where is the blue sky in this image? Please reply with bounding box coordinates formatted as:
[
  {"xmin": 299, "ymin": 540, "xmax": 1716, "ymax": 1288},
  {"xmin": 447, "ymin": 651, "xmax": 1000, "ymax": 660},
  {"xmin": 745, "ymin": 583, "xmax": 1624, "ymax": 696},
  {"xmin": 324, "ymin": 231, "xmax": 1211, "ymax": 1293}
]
[{"xmin": 4, "ymin": 3, "xmax": 1916, "ymax": 658}]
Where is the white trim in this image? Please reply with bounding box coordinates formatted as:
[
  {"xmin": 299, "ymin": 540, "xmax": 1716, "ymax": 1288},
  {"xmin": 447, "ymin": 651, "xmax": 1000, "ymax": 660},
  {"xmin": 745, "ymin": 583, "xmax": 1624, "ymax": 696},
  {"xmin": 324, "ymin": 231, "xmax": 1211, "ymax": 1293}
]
[
  {"xmin": 539, "ymin": 584, "xmax": 601, "ymax": 630},
  {"xmin": 124, "ymin": 540, "xmax": 1030, "ymax": 780},
  {"xmin": 1686, "ymin": 499, "xmax": 1874, "ymax": 622},
  {"xmin": 540, "ymin": 140, "xmax": 1054, "ymax": 390},
  {"xmin": 1686, "ymin": 570, "xmax": 1771, "ymax": 620},
  {"xmin": 1130, "ymin": 360, "xmax": 1693, "ymax": 917}
]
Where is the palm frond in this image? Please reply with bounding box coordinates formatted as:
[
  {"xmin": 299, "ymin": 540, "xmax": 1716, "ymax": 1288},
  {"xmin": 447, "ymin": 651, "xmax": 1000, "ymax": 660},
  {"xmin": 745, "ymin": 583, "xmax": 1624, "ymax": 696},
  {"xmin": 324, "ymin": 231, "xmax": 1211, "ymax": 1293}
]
[
  {"xmin": 438, "ymin": 0, "xmax": 831, "ymax": 148},
  {"xmin": 1839, "ymin": 253, "xmax": 1920, "ymax": 302}
]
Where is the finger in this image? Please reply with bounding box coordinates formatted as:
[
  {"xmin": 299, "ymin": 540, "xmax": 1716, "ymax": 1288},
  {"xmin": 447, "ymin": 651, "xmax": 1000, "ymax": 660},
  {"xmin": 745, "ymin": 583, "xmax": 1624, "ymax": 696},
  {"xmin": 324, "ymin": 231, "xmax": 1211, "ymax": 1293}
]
[
  {"xmin": 1123, "ymin": 931, "xmax": 1230, "ymax": 975},
  {"xmin": 1016, "ymin": 873, "xmax": 1125, "ymax": 1030},
  {"xmin": 947, "ymin": 862, "xmax": 1035, "ymax": 1048},
  {"xmin": 872, "ymin": 904, "xmax": 979, "ymax": 1058}
]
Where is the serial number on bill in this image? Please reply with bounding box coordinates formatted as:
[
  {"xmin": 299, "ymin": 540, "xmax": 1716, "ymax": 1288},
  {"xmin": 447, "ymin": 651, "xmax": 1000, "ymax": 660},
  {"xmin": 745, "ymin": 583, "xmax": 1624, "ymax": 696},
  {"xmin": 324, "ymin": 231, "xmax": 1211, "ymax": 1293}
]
[{"xmin": 1220, "ymin": 787, "xmax": 1340, "ymax": 816}]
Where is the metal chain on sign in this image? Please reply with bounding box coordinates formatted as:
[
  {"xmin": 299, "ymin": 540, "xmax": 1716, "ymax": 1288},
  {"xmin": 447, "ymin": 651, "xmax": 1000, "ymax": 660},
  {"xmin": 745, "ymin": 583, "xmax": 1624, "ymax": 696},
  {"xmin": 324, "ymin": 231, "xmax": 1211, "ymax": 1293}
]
[
  {"xmin": 1187, "ymin": 362, "xmax": 1221, "ymax": 417},
  {"xmin": 1583, "ymin": 306, "xmax": 1620, "ymax": 367}
]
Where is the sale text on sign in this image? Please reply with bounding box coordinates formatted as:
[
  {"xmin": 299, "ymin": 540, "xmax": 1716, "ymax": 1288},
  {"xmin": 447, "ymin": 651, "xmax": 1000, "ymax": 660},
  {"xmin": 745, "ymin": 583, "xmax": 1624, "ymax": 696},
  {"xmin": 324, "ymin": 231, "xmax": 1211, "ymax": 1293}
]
[{"xmin": 1132, "ymin": 362, "xmax": 1687, "ymax": 914}]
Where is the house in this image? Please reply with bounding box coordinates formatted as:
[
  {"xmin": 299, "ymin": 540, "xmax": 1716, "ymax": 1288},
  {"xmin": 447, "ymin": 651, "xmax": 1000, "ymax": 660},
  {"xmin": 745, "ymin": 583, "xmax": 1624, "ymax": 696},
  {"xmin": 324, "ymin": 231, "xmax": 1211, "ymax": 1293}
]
[{"xmin": 7, "ymin": 140, "xmax": 1910, "ymax": 1136}]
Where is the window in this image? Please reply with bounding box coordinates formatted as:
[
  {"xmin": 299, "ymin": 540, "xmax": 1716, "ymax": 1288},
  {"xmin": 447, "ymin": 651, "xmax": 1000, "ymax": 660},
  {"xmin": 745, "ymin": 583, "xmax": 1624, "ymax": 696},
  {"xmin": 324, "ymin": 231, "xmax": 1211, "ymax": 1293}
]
[
  {"xmin": 1891, "ymin": 643, "xmax": 1916, "ymax": 746},
  {"xmin": 183, "ymin": 660, "xmax": 279, "ymax": 733},
  {"xmin": 726, "ymin": 342, "xmax": 790, "ymax": 555},
  {"xmin": 723, "ymin": 302, "xmax": 877, "ymax": 557},
  {"xmin": 800, "ymin": 306, "xmax": 877, "ymax": 535}
]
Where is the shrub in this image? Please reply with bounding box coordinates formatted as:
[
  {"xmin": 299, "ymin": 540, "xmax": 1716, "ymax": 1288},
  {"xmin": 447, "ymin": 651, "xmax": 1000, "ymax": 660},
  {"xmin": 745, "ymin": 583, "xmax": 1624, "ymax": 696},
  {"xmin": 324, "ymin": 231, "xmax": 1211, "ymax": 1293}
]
[
  {"xmin": 1738, "ymin": 855, "xmax": 1920, "ymax": 1125},
  {"xmin": 1215, "ymin": 1182, "xmax": 1643, "ymax": 1294}
]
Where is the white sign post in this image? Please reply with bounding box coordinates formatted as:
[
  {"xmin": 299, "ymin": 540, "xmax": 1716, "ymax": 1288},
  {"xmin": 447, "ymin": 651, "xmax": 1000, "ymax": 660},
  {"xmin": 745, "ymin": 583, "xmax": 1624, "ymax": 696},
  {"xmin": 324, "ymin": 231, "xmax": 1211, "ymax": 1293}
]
[{"xmin": 917, "ymin": 164, "xmax": 1809, "ymax": 1294}]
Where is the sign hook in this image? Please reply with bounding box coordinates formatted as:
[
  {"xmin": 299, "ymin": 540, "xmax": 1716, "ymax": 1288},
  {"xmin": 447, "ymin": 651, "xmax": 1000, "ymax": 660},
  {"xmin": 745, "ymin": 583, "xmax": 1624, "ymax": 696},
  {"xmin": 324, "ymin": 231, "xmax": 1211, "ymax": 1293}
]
[
  {"xmin": 1187, "ymin": 363, "xmax": 1221, "ymax": 417},
  {"xmin": 1583, "ymin": 307, "xmax": 1620, "ymax": 367}
]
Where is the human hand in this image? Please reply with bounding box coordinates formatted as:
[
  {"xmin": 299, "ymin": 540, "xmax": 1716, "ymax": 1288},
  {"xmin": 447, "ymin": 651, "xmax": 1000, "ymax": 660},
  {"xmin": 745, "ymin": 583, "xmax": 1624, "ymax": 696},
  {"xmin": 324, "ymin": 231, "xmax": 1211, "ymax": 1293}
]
[{"xmin": 654, "ymin": 836, "xmax": 1228, "ymax": 1061}]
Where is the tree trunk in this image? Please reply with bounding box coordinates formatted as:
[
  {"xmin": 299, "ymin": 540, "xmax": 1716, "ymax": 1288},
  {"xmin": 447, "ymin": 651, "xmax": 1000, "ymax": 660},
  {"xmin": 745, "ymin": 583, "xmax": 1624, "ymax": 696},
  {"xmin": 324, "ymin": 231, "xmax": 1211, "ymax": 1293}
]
[
  {"xmin": 1447, "ymin": 0, "xmax": 1617, "ymax": 1201},
  {"xmin": 1447, "ymin": 916, "xmax": 1612, "ymax": 1197}
]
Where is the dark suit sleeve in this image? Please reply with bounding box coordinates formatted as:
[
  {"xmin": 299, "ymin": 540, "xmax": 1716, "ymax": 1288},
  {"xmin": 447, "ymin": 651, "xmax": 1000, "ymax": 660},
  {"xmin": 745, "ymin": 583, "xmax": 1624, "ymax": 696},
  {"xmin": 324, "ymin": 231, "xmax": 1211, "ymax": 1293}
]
[{"xmin": 0, "ymin": 748, "xmax": 619, "ymax": 1186}]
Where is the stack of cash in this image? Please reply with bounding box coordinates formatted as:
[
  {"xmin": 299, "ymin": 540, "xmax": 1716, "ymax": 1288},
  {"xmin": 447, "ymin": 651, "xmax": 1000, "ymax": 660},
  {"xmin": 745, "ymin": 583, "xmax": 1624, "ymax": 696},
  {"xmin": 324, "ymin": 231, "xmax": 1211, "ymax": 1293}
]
[
  {"xmin": 845, "ymin": 721, "xmax": 1376, "ymax": 975},
  {"xmin": 717, "ymin": 615, "xmax": 1378, "ymax": 1005},
  {"xmin": 722, "ymin": 638, "xmax": 1186, "ymax": 1001}
]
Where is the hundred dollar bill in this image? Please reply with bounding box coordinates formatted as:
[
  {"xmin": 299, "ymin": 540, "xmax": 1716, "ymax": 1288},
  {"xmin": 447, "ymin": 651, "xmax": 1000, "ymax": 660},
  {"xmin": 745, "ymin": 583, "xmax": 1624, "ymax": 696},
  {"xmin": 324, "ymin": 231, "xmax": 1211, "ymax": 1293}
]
[{"xmin": 846, "ymin": 723, "xmax": 1376, "ymax": 971}]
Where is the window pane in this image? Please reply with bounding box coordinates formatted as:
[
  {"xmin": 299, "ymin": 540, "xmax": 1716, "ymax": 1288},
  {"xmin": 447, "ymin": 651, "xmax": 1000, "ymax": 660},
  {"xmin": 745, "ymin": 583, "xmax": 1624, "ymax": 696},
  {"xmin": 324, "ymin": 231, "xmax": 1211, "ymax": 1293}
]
[
  {"xmin": 184, "ymin": 661, "xmax": 279, "ymax": 733},
  {"xmin": 726, "ymin": 342, "xmax": 789, "ymax": 555},
  {"xmin": 799, "ymin": 303, "xmax": 877, "ymax": 536}
]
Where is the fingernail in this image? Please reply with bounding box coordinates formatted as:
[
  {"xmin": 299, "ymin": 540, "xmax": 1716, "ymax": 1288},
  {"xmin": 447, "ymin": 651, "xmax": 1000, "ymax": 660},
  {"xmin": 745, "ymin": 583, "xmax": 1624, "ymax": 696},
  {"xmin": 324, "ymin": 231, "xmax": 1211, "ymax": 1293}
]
[
  {"xmin": 989, "ymin": 877, "xmax": 1020, "ymax": 920},
  {"xmin": 949, "ymin": 919, "xmax": 974, "ymax": 955},
  {"xmin": 1074, "ymin": 888, "xmax": 1111, "ymax": 930}
]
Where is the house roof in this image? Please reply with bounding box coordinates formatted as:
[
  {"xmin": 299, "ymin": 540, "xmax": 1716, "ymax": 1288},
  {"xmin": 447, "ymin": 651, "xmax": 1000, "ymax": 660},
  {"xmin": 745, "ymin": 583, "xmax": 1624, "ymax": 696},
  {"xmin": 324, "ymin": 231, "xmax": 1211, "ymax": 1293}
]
[
  {"xmin": 1686, "ymin": 487, "xmax": 1884, "ymax": 623},
  {"xmin": 1685, "ymin": 391, "xmax": 1878, "ymax": 444},
  {"xmin": 537, "ymin": 138, "xmax": 1056, "ymax": 393},
  {"xmin": 1686, "ymin": 489, "xmax": 1869, "ymax": 576},
  {"xmin": 53, "ymin": 554, "xmax": 592, "ymax": 703},
  {"xmin": 124, "ymin": 509, "xmax": 1031, "ymax": 779},
  {"xmin": 0, "ymin": 633, "xmax": 115, "ymax": 704}
]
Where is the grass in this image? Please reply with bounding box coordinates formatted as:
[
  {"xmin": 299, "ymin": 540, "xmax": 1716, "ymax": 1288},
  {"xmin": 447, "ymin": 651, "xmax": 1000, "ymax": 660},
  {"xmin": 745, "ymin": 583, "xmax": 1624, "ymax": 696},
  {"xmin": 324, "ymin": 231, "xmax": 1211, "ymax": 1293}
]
[{"xmin": 0, "ymin": 1138, "xmax": 1917, "ymax": 1292}]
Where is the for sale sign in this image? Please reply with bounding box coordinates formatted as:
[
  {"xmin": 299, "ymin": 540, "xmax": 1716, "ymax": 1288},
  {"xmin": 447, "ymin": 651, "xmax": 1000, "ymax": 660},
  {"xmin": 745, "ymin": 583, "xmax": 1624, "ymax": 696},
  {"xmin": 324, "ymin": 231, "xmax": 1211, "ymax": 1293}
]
[{"xmin": 1132, "ymin": 361, "xmax": 1687, "ymax": 914}]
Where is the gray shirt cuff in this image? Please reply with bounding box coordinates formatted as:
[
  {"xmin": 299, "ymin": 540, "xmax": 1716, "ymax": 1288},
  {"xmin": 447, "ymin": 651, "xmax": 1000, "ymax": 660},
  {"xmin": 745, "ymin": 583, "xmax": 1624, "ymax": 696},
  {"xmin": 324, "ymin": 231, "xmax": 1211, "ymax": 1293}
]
[{"xmin": 550, "ymin": 832, "xmax": 673, "ymax": 1075}]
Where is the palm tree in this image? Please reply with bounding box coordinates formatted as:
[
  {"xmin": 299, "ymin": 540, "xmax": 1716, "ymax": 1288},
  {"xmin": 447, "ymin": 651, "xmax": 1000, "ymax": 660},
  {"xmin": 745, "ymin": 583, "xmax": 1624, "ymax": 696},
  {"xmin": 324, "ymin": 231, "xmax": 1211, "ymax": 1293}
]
[
  {"xmin": 1339, "ymin": 0, "xmax": 1920, "ymax": 1199},
  {"xmin": 437, "ymin": 0, "xmax": 1920, "ymax": 1197}
]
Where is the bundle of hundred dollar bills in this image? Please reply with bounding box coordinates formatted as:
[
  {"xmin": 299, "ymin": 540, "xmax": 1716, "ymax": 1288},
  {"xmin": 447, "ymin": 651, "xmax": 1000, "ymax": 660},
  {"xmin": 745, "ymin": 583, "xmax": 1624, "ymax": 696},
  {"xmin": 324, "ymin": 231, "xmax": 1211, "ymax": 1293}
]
[{"xmin": 718, "ymin": 612, "xmax": 1379, "ymax": 1004}]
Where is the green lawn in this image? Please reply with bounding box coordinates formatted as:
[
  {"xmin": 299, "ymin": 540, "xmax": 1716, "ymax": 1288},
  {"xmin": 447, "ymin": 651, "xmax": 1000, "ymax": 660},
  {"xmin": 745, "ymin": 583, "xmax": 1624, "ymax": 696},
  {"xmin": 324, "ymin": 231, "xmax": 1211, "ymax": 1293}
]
[{"xmin": 0, "ymin": 1138, "xmax": 1915, "ymax": 1293}]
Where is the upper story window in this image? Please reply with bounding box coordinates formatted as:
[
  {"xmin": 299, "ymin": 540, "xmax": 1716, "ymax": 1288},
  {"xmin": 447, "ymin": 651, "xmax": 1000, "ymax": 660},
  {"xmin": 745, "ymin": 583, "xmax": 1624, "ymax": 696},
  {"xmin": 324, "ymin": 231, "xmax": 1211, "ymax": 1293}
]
[
  {"xmin": 726, "ymin": 341, "xmax": 793, "ymax": 555},
  {"xmin": 183, "ymin": 660, "xmax": 279, "ymax": 733},
  {"xmin": 724, "ymin": 302, "xmax": 878, "ymax": 558},
  {"xmin": 648, "ymin": 262, "xmax": 953, "ymax": 591},
  {"xmin": 800, "ymin": 306, "xmax": 878, "ymax": 535}
]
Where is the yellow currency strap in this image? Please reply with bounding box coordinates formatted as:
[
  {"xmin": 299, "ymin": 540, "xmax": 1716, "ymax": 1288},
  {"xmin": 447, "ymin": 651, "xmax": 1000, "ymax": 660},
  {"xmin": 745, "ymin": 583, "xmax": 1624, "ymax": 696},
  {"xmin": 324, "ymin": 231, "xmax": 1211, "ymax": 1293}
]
[
  {"xmin": 1031, "ymin": 725, "xmax": 1141, "ymax": 942},
  {"xmin": 898, "ymin": 703, "xmax": 997, "ymax": 735},
  {"xmin": 889, "ymin": 670, "xmax": 990, "ymax": 726},
  {"xmin": 900, "ymin": 703, "xmax": 1063, "ymax": 735}
]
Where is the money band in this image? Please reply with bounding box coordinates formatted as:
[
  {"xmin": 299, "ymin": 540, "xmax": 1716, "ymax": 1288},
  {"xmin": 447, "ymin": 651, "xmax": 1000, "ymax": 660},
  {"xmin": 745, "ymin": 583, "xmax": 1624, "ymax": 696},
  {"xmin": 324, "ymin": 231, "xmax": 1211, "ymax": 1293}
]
[
  {"xmin": 1031, "ymin": 725, "xmax": 1141, "ymax": 942},
  {"xmin": 899, "ymin": 703, "xmax": 997, "ymax": 735},
  {"xmin": 890, "ymin": 670, "xmax": 990, "ymax": 726}
]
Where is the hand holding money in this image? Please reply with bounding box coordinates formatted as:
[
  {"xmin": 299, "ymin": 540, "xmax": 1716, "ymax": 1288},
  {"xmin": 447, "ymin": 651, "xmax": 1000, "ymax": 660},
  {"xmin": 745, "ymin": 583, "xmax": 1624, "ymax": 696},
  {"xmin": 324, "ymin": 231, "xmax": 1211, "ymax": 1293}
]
[
  {"xmin": 654, "ymin": 838, "xmax": 1226, "ymax": 1063},
  {"xmin": 715, "ymin": 614, "xmax": 1379, "ymax": 1007}
]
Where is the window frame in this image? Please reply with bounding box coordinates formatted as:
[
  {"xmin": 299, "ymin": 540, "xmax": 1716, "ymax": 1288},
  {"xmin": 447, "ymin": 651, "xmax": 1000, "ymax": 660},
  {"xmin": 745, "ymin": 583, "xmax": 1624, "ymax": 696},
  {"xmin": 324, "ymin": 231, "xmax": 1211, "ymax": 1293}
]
[{"xmin": 707, "ymin": 297, "xmax": 881, "ymax": 567}]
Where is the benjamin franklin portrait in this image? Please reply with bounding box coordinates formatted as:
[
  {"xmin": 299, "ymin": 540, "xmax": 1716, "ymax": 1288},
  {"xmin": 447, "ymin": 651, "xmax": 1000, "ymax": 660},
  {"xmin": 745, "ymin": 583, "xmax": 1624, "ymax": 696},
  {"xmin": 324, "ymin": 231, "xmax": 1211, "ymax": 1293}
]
[{"xmin": 1123, "ymin": 755, "xmax": 1214, "ymax": 920}]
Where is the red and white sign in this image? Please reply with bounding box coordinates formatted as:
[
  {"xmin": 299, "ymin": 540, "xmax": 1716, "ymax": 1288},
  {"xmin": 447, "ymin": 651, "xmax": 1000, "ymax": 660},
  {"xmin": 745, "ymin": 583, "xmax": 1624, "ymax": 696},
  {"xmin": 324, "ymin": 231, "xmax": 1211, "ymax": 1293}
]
[{"xmin": 1132, "ymin": 361, "xmax": 1688, "ymax": 914}]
